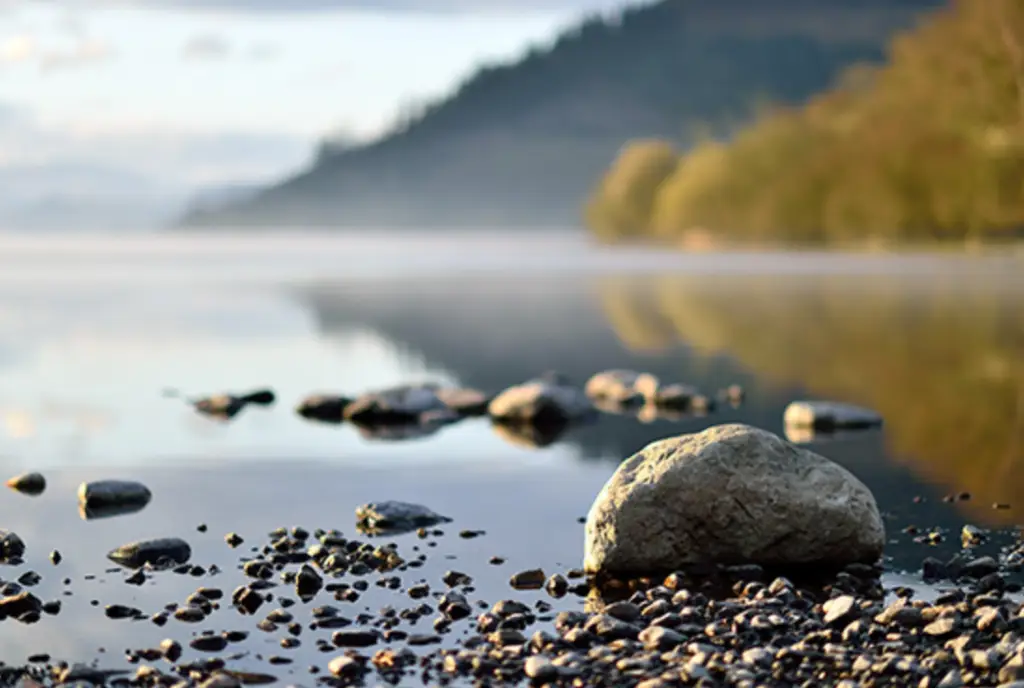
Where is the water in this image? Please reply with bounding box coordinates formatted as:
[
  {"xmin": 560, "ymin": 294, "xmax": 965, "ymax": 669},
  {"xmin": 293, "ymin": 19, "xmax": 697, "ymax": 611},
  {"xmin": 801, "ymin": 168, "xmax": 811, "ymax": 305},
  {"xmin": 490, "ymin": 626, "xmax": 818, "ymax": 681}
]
[{"xmin": 0, "ymin": 231, "xmax": 1021, "ymax": 679}]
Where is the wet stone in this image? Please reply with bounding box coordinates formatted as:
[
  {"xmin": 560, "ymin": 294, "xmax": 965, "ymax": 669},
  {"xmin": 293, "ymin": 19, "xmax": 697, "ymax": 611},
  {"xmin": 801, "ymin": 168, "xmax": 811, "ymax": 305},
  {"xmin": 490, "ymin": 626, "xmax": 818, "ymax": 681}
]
[
  {"xmin": 190, "ymin": 635, "xmax": 229, "ymax": 653},
  {"xmin": 510, "ymin": 568, "xmax": 546, "ymax": 590},
  {"xmin": 108, "ymin": 538, "xmax": 191, "ymax": 569},
  {"xmin": 332, "ymin": 629, "xmax": 381, "ymax": 647}
]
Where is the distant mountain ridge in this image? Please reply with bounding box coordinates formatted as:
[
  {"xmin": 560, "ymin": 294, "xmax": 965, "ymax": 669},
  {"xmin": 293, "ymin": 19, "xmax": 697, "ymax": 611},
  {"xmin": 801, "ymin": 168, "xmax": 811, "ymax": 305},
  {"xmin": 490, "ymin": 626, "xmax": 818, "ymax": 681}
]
[{"xmin": 179, "ymin": 0, "xmax": 943, "ymax": 230}]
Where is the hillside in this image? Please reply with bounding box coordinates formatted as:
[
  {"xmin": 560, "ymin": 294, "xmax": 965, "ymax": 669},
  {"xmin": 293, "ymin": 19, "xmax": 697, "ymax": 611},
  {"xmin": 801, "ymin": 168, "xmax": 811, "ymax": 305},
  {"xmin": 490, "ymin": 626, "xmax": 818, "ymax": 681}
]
[
  {"xmin": 586, "ymin": 0, "xmax": 1024, "ymax": 244},
  {"xmin": 179, "ymin": 0, "xmax": 940, "ymax": 230}
]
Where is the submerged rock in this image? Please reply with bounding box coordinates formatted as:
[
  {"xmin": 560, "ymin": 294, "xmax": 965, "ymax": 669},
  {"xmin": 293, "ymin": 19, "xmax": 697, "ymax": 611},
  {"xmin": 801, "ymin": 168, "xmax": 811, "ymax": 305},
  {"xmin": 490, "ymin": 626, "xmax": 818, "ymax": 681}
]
[
  {"xmin": 78, "ymin": 480, "xmax": 152, "ymax": 520},
  {"xmin": 488, "ymin": 373, "xmax": 594, "ymax": 426},
  {"xmin": 783, "ymin": 400, "xmax": 883, "ymax": 431},
  {"xmin": 584, "ymin": 423, "xmax": 885, "ymax": 575},
  {"xmin": 344, "ymin": 384, "xmax": 450, "ymax": 424},
  {"xmin": 295, "ymin": 394, "xmax": 352, "ymax": 424},
  {"xmin": 355, "ymin": 501, "xmax": 452, "ymax": 536},
  {"xmin": 192, "ymin": 388, "xmax": 275, "ymax": 420},
  {"xmin": 5, "ymin": 472, "xmax": 45, "ymax": 496},
  {"xmin": 0, "ymin": 530, "xmax": 26, "ymax": 564},
  {"xmin": 108, "ymin": 538, "xmax": 192, "ymax": 569}
]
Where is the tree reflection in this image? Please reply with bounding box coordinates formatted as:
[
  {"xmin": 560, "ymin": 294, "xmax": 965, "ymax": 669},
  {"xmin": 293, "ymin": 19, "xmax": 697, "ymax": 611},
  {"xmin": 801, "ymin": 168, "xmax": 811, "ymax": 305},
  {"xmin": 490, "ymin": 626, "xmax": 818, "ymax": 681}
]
[{"xmin": 598, "ymin": 272, "xmax": 1024, "ymax": 525}]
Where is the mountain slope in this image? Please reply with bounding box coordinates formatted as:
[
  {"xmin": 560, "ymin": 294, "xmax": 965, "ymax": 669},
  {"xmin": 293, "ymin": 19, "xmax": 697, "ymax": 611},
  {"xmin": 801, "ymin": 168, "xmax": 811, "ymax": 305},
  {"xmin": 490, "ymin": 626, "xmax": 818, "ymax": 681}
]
[{"xmin": 179, "ymin": 0, "xmax": 942, "ymax": 230}]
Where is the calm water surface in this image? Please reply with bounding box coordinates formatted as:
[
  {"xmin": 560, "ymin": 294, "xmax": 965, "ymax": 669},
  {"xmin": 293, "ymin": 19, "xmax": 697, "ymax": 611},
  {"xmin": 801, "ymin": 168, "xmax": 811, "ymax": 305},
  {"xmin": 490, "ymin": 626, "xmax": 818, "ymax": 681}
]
[{"xmin": 0, "ymin": 231, "xmax": 1021, "ymax": 677}]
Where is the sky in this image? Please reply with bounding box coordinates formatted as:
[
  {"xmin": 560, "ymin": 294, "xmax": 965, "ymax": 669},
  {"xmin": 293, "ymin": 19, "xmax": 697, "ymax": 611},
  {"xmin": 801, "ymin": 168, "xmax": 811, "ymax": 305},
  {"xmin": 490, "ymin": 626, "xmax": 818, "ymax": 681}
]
[{"xmin": 0, "ymin": 0, "xmax": 631, "ymax": 225}]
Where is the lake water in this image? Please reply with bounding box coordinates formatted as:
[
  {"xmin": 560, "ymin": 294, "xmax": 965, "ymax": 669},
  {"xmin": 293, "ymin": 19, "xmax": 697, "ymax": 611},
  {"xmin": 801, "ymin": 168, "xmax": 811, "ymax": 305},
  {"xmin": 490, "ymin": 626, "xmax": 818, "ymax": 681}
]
[{"xmin": 0, "ymin": 231, "xmax": 1022, "ymax": 680}]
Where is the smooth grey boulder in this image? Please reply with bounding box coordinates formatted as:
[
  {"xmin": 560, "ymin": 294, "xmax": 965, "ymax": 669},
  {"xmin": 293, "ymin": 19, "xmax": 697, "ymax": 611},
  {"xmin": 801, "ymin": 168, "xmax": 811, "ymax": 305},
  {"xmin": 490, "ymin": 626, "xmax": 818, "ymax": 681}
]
[
  {"xmin": 488, "ymin": 374, "xmax": 594, "ymax": 425},
  {"xmin": 783, "ymin": 400, "xmax": 882, "ymax": 431},
  {"xmin": 584, "ymin": 423, "xmax": 885, "ymax": 575}
]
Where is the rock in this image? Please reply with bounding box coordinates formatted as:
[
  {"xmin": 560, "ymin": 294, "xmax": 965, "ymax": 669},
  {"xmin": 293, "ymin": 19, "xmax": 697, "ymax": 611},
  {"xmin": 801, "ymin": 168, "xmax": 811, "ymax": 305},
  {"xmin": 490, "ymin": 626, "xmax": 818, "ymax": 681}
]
[
  {"xmin": 355, "ymin": 501, "xmax": 452, "ymax": 536},
  {"xmin": 190, "ymin": 635, "xmax": 229, "ymax": 653},
  {"xmin": 510, "ymin": 569, "xmax": 546, "ymax": 590},
  {"xmin": 0, "ymin": 530, "xmax": 26, "ymax": 563},
  {"xmin": 343, "ymin": 384, "xmax": 449, "ymax": 424},
  {"xmin": 649, "ymin": 383, "xmax": 704, "ymax": 410},
  {"xmin": 0, "ymin": 591, "xmax": 42, "ymax": 619},
  {"xmin": 583, "ymin": 370, "xmax": 653, "ymax": 405},
  {"xmin": 328, "ymin": 655, "xmax": 365, "ymax": 678},
  {"xmin": 961, "ymin": 556, "xmax": 999, "ymax": 579},
  {"xmin": 435, "ymin": 387, "xmax": 492, "ymax": 416},
  {"xmin": 192, "ymin": 389, "xmax": 274, "ymax": 420},
  {"xmin": 488, "ymin": 373, "xmax": 594, "ymax": 426},
  {"xmin": 524, "ymin": 656, "xmax": 559, "ymax": 682},
  {"xmin": 584, "ymin": 424, "xmax": 885, "ymax": 575},
  {"xmin": 295, "ymin": 395, "xmax": 352, "ymax": 424},
  {"xmin": 5, "ymin": 472, "xmax": 45, "ymax": 496},
  {"xmin": 295, "ymin": 564, "xmax": 323, "ymax": 600},
  {"xmin": 783, "ymin": 400, "xmax": 882, "ymax": 431},
  {"xmin": 77, "ymin": 480, "xmax": 152, "ymax": 520},
  {"xmin": 823, "ymin": 595, "xmax": 859, "ymax": 626},
  {"xmin": 107, "ymin": 538, "xmax": 191, "ymax": 569}
]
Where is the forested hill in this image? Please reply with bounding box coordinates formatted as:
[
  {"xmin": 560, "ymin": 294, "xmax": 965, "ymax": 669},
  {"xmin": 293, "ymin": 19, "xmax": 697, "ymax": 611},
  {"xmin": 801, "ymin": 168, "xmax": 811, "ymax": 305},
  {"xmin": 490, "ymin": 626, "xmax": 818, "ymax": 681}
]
[
  {"xmin": 585, "ymin": 0, "xmax": 1024, "ymax": 245},
  {"xmin": 179, "ymin": 0, "xmax": 941, "ymax": 230}
]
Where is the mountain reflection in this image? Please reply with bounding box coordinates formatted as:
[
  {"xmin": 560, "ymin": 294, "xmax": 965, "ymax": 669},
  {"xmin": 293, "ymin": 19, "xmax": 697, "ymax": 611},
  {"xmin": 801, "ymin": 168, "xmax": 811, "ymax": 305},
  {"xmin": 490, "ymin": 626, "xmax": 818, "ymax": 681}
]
[{"xmin": 598, "ymin": 272, "xmax": 1024, "ymax": 526}]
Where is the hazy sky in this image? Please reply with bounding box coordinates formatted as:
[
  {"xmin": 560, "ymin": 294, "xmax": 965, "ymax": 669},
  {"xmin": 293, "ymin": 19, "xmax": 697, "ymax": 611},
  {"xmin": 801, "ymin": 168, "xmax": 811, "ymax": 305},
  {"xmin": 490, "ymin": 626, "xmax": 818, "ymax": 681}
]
[{"xmin": 0, "ymin": 0, "xmax": 631, "ymax": 199}]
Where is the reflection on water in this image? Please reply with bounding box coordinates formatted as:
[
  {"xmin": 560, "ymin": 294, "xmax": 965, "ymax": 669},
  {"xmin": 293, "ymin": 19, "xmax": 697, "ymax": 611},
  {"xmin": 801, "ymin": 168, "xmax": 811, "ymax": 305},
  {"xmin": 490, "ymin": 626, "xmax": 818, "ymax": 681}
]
[
  {"xmin": 0, "ymin": 234, "xmax": 1021, "ymax": 670},
  {"xmin": 598, "ymin": 273, "xmax": 1024, "ymax": 526}
]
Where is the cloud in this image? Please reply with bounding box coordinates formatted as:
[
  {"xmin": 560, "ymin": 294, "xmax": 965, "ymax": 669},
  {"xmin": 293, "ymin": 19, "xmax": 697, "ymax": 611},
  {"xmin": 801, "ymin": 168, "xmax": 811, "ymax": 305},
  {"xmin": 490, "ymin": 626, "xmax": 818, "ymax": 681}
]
[
  {"xmin": 0, "ymin": 31, "xmax": 113, "ymax": 71},
  {"xmin": 181, "ymin": 32, "xmax": 230, "ymax": 60}
]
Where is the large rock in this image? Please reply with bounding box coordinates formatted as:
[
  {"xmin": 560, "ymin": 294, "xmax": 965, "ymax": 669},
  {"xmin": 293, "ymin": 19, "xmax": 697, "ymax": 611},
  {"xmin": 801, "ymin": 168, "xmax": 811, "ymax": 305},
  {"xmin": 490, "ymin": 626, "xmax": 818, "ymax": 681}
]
[
  {"xmin": 488, "ymin": 373, "xmax": 594, "ymax": 426},
  {"xmin": 584, "ymin": 424, "xmax": 885, "ymax": 575}
]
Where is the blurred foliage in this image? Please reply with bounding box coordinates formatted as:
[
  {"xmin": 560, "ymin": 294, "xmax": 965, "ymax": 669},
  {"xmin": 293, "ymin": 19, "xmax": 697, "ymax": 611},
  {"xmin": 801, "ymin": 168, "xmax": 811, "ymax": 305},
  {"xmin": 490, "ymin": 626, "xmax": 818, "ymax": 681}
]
[
  {"xmin": 586, "ymin": 0, "xmax": 1024, "ymax": 244},
  {"xmin": 597, "ymin": 271, "xmax": 1024, "ymax": 525}
]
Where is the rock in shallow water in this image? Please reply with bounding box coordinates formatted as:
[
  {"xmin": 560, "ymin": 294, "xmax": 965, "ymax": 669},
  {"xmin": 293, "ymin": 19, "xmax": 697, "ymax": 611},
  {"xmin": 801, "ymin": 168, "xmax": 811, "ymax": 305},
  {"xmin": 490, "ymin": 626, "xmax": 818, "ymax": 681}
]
[
  {"xmin": 783, "ymin": 400, "xmax": 883, "ymax": 431},
  {"xmin": 78, "ymin": 480, "xmax": 151, "ymax": 508},
  {"xmin": 584, "ymin": 370, "xmax": 652, "ymax": 405},
  {"xmin": 584, "ymin": 423, "xmax": 885, "ymax": 575},
  {"xmin": 0, "ymin": 530, "xmax": 26, "ymax": 564},
  {"xmin": 355, "ymin": 501, "xmax": 452, "ymax": 536},
  {"xmin": 343, "ymin": 384, "xmax": 450, "ymax": 424},
  {"xmin": 5, "ymin": 472, "xmax": 45, "ymax": 496},
  {"xmin": 488, "ymin": 373, "xmax": 594, "ymax": 426},
  {"xmin": 295, "ymin": 394, "xmax": 352, "ymax": 424},
  {"xmin": 107, "ymin": 538, "xmax": 191, "ymax": 569}
]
